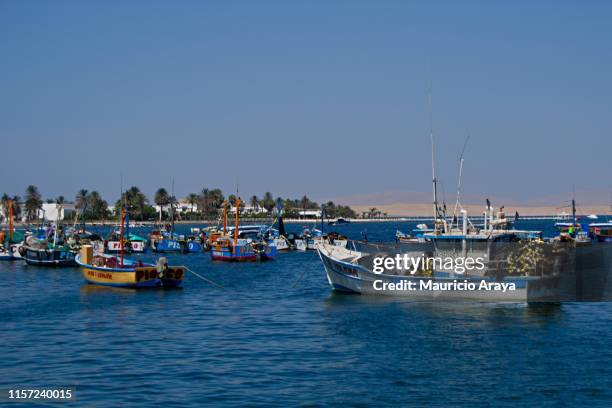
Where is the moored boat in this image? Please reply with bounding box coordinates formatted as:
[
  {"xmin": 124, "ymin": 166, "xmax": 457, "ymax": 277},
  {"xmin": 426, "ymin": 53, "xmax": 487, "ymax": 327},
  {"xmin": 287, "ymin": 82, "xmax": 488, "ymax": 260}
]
[
  {"xmin": 77, "ymin": 247, "xmax": 184, "ymax": 288},
  {"xmin": 21, "ymin": 235, "xmax": 77, "ymax": 267},
  {"xmin": 210, "ymin": 198, "xmax": 276, "ymax": 261},
  {"xmin": 106, "ymin": 230, "xmax": 147, "ymax": 253},
  {"xmin": 77, "ymin": 209, "xmax": 185, "ymax": 288}
]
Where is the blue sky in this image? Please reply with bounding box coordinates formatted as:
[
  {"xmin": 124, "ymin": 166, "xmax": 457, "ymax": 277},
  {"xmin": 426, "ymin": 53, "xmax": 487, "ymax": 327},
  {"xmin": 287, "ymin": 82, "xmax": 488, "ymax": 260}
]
[{"xmin": 1, "ymin": 1, "xmax": 610, "ymax": 204}]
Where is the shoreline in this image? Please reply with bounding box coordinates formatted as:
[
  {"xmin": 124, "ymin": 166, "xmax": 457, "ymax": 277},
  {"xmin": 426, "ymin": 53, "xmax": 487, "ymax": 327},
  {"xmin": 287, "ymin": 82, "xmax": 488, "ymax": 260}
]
[{"xmin": 4, "ymin": 214, "xmax": 606, "ymax": 228}]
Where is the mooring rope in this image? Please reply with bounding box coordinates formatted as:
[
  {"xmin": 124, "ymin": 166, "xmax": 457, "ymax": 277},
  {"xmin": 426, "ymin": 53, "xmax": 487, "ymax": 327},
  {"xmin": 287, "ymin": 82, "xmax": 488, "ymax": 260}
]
[
  {"xmin": 183, "ymin": 266, "xmax": 225, "ymax": 289},
  {"xmin": 291, "ymin": 266, "xmax": 309, "ymax": 288}
]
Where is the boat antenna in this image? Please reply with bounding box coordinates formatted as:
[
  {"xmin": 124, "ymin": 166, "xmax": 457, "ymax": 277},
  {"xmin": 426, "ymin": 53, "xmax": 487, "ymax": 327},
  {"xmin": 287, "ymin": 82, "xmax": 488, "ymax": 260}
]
[
  {"xmin": 428, "ymin": 80, "xmax": 442, "ymax": 232},
  {"xmin": 451, "ymin": 133, "xmax": 470, "ymax": 228}
]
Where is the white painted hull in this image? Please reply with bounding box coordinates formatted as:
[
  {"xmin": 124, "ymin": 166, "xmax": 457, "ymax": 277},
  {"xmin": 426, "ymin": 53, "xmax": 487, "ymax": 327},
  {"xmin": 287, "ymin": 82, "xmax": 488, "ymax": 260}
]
[
  {"xmin": 317, "ymin": 244, "xmax": 561, "ymax": 302},
  {"xmin": 0, "ymin": 243, "xmax": 22, "ymax": 260},
  {"xmin": 107, "ymin": 241, "xmax": 146, "ymax": 253},
  {"xmin": 295, "ymin": 239, "xmax": 307, "ymax": 251},
  {"xmin": 273, "ymin": 237, "xmax": 290, "ymax": 251}
]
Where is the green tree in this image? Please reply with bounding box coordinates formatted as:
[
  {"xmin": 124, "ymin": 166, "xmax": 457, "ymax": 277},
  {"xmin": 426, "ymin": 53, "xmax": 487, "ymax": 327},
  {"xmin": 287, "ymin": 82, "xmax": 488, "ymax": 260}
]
[
  {"xmin": 187, "ymin": 193, "xmax": 198, "ymax": 213},
  {"xmin": 75, "ymin": 189, "xmax": 89, "ymax": 211},
  {"xmin": 11, "ymin": 196, "xmax": 21, "ymax": 221},
  {"xmin": 88, "ymin": 191, "xmax": 109, "ymax": 220},
  {"xmin": 24, "ymin": 185, "xmax": 42, "ymax": 221},
  {"xmin": 261, "ymin": 192, "xmax": 274, "ymax": 213},
  {"xmin": 115, "ymin": 186, "xmax": 152, "ymax": 220},
  {"xmin": 249, "ymin": 195, "xmax": 259, "ymax": 209}
]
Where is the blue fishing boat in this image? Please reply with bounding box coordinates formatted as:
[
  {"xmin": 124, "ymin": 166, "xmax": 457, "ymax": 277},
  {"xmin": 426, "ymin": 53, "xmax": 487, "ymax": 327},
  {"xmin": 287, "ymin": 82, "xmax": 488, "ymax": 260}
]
[{"xmin": 210, "ymin": 198, "xmax": 276, "ymax": 261}]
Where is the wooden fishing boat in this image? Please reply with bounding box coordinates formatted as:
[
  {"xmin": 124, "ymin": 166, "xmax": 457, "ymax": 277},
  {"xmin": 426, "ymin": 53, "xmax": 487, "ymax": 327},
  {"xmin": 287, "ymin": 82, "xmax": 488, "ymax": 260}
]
[
  {"xmin": 77, "ymin": 248, "xmax": 184, "ymax": 288},
  {"xmin": 210, "ymin": 198, "xmax": 276, "ymax": 261},
  {"xmin": 21, "ymin": 205, "xmax": 78, "ymax": 267},
  {"xmin": 21, "ymin": 243, "xmax": 77, "ymax": 266},
  {"xmin": 77, "ymin": 209, "xmax": 185, "ymax": 288}
]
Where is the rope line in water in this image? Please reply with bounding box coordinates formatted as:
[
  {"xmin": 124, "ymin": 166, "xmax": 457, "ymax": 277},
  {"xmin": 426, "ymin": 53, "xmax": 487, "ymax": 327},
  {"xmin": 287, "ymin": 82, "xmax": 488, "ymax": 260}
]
[{"xmin": 183, "ymin": 266, "xmax": 224, "ymax": 289}]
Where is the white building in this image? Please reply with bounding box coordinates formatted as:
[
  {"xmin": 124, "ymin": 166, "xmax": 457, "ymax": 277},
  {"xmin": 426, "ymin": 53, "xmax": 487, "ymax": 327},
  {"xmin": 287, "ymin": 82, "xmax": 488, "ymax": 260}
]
[
  {"xmin": 298, "ymin": 209, "xmax": 322, "ymax": 218},
  {"xmin": 229, "ymin": 205, "xmax": 269, "ymax": 214},
  {"xmin": 38, "ymin": 203, "xmax": 76, "ymax": 221}
]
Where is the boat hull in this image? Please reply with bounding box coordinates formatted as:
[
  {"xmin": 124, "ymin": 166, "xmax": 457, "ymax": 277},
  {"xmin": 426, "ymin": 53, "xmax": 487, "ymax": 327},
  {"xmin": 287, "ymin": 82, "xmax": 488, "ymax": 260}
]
[
  {"xmin": 210, "ymin": 242, "xmax": 276, "ymax": 261},
  {"xmin": 79, "ymin": 263, "xmax": 184, "ymax": 288},
  {"xmin": 106, "ymin": 241, "xmax": 146, "ymax": 253},
  {"xmin": 151, "ymin": 239, "xmax": 183, "ymax": 253},
  {"xmin": 317, "ymin": 245, "xmax": 561, "ymax": 302},
  {"xmin": 0, "ymin": 244, "xmax": 22, "ymax": 261},
  {"xmin": 23, "ymin": 247, "xmax": 77, "ymax": 267}
]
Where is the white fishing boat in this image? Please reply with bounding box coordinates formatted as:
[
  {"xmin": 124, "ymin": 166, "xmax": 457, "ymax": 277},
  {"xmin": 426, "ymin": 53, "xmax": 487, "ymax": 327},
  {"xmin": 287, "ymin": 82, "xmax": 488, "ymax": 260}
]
[{"xmin": 317, "ymin": 242, "xmax": 564, "ymax": 301}]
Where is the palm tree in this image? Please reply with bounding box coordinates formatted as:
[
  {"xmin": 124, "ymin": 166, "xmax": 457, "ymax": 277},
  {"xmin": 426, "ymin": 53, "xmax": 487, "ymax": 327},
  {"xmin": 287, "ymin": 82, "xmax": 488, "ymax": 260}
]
[
  {"xmin": 154, "ymin": 188, "xmax": 170, "ymax": 220},
  {"xmin": 249, "ymin": 195, "xmax": 259, "ymax": 213},
  {"xmin": 11, "ymin": 196, "xmax": 21, "ymax": 221},
  {"xmin": 88, "ymin": 191, "xmax": 108, "ymax": 220},
  {"xmin": 75, "ymin": 189, "xmax": 89, "ymax": 211},
  {"xmin": 368, "ymin": 207, "xmax": 379, "ymax": 219},
  {"xmin": 300, "ymin": 195, "xmax": 311, "ymax": 218},
  {"xmin": 128, "ymin": 186, "xmax": 147, "ymax": 220},
  {"xmin": 198, "ymin": 188, "xmax": 210, "ymax": 218},
  {"xmin": 187, "ymin": 193, "xmax": 198, "ymax": 213},
  {"xmin": 208, "ymin": 189, "xmax": 225, "ymax": 210},
  {"xmin": 262, "ymin": 192, "xmax": 274, "ymax": 213},
  {"xmin": 55, "ymin": 196, "xmax": 65, "ymax": 205},
  {"xmin": 24, "ymin": 185, "xmax": 42, "ymax": 221}
]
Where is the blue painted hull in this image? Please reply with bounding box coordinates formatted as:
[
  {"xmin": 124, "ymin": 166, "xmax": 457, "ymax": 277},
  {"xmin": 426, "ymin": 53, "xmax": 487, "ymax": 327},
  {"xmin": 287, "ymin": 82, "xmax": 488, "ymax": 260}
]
[
  {"xmin": 211, "ymin": 243, "xmax": 276, "ymax": 261},
  {"xmin": 186, "ymin": 241, "xmax": 202, "ymax": 252},
  {"xmin": 23, "ymin": 247, "xmax": 77, "ymax": 267},
  {"xmin": 152, "ymin": 239, "xmax": 184, "ymax": 253}
]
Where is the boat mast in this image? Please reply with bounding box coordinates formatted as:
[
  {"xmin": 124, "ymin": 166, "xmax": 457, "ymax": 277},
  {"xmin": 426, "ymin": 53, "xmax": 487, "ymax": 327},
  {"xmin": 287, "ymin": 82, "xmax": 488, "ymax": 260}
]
[
  {"xmin": 53, "ymin": 204, "xmax": 60, "ymax": 248},
  {"xmin": 120, "ymin": 208, "xmax": 126, "ymax": 267},
  {"xmin": 119, "ymin": 174, "xmax": 125, "ymax": 267},
  {"xmin": 233, "ymin": 198, "xmax": 240, "ymax": 245},
  {"xmin": 170, "ymin": 177, "xmax": 175, "ymax": 236},
  {"xmin": 8, "ymin": 199, "xmax": 13, "ymax": 243},
  {"xmin": 320, "ymin": 204, "xmax": 324, "ymax": 234},
  {"xmin": 223, "ymin": 201, "xmax": 228, "ymax": 234}
]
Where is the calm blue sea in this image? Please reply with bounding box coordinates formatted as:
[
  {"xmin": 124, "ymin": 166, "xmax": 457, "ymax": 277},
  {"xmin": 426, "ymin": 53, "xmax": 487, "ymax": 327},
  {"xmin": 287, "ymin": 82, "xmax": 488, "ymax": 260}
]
[{"xmin": 1, "ymin": 220, "xmax": 612, "ymax": 407}]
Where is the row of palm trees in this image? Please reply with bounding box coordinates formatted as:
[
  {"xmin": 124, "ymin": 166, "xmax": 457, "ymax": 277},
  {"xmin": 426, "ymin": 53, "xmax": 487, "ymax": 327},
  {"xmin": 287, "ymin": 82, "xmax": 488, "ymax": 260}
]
[
  {"xmin": 1, "ymin": 185, "xmax": 358, "ymax": 222},
  {"xmin": 1, "ymin": 185, "xmax": 43, "ymax": 221}
]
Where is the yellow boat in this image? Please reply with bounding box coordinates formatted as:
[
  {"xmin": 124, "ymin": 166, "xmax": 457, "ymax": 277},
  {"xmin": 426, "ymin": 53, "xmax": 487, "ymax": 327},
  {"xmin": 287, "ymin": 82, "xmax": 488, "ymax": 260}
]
[{"xmin": 77, "ymin": 245, "xmax": 184, "ymax": 288}]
